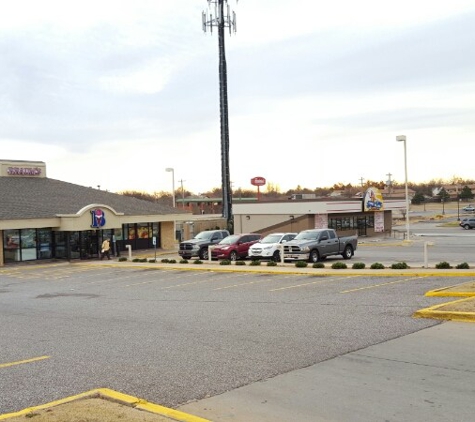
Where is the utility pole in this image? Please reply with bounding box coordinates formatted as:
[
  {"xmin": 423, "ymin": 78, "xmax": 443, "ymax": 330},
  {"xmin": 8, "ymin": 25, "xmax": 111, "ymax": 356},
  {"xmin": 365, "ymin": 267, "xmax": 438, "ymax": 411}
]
[
  {"xmin": 386, "ymin": 172, "xmax": 392, "ymax": 197},
  {"xmin": 359, "ymin": 177, "xmax": 365, "ymax": 188},
  {"xmin": 178, "ymin": 179, "xmax": 186, "ymax": 209},
  {"xmin": 202, "ymin": 0, "xmax": 237, "ymax": 233}
]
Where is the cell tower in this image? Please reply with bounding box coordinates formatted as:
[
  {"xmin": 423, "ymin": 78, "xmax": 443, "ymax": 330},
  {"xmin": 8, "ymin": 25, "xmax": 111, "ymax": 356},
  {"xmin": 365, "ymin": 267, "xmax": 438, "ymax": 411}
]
[{"xmin": 202, "ymin": 0, "xmax": 237, "ymax": 233}]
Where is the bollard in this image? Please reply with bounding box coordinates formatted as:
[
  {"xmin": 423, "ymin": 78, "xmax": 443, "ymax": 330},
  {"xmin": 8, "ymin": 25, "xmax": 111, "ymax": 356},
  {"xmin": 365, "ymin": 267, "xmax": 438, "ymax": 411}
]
[
  {"xmin": 125, "ymin": 244, "xmax": 132, "ymax": 260},
  {"xmin": 424, "ymin": 241, "xmax": 434, "ymax": 268}
]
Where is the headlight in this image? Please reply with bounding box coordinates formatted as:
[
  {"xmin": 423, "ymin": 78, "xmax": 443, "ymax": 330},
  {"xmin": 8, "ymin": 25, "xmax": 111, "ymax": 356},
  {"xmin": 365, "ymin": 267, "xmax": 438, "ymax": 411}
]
[
  {"xmin": 220, "ymin": 246, "xmax": 230, "ymax": 250},
  {"xmin": 301, "ymin": 246, "xmax": 310, "ymax": 252},
  {"xmin": 262, "ymin": 245, "xmax": 272, "ymax": 250}
]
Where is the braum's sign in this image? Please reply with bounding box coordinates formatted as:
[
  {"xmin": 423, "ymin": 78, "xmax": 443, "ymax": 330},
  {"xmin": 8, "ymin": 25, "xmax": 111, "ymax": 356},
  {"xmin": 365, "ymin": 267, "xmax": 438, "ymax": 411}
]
[{"xmin": 251, "ymin": 177, "xmax": 266, "ymax": 186}]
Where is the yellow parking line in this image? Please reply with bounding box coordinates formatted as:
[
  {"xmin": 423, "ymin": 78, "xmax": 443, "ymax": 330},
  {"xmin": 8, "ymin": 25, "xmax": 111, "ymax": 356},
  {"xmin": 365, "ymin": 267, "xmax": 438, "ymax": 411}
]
[
  {"xmin": 0, "ymin": 356, "xmax": 50, "ymax": 369},
  {"xmin": 340, "ymin": 276, "xmax": 427, "ymax": 293},
  {"xmin": 271, "ymin": 276, "xmax": 361, "ymax": 292}
]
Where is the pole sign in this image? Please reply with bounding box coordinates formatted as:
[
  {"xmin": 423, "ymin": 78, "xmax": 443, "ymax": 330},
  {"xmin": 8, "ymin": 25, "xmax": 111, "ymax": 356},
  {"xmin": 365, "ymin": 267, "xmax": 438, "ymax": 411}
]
[{"xmin": 251, "ymin": 176, "xmax": 266, "ymax": 186}]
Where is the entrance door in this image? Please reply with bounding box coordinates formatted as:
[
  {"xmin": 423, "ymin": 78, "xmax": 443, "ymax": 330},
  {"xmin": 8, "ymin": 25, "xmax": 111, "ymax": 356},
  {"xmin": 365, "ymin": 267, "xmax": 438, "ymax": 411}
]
[
  {"xmin": 357, "ymin": 218, "xmax": 367, "ymax": 236},
  {"xmin": 80, "ymin": 231, "xmax": 99, "ymax": 259}
]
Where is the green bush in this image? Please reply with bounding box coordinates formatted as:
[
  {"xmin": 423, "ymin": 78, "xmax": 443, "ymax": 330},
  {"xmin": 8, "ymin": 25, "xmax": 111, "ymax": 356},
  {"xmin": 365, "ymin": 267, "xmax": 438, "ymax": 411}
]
[
  {"xmin": 391, "ymin": 262, "xmax": 410, "ymax": 269},
  {"xmin": 312, "ymin": 262, "xmax": 325, "ymax": 268},
  {"xmin": 168, "ymin": 259, "xmax": 177, "ymax": 264},
  {"xmin": 179, "ymin": 259, "xmax": 189, "ymax": 264},
  {"xmin": 352, "ymin": 262, "xmax": 365, "ymax": 269},
  {"xmin": 267, "ymin": 261, "xmax": 277, "ymax": 267},
  {"xmin": 456, "ymin": 262, "xmax": 469, "ymax": 269},
  {"xmin": 118, "ymin": 257, "xmax": 127, "ymax": 262},
  {"xmin": 435, "ymin": 261, "xmax": 452, "ymax": 269},
  {"xmin": 332, "ymin": 262, "xmax": 348, "ymax": 269},
  {"xmin": 148, "ymin": 259, "xmax": 156, "ymax": 263},
  {"xmin": 370, "ymin": 262, "xmax": 385, "ymax": 269},
  {"xmin": 295, "ymin": 261, "xmax": 308, "ymax": 268},
  {"xmin": 235, "ymin": 261, "xmax": 246, "ymax": 266},
  {"xmin": 193, "ymin": 260, "xmax": 203, "ymax": 264},
  {"xmin": 250, "ymin": 260, "xmax": 261, "ymax": 266},
  {"xmin": 161, "ymin": 258, "xmax": 169, "ymax": 263},
  {"xmin": 132, "ymin": 258, "xmax": 140, "ymax": 262},
  {"xmin": 220, "ymin": 259, "xmax": 231, "ymax": 265}
]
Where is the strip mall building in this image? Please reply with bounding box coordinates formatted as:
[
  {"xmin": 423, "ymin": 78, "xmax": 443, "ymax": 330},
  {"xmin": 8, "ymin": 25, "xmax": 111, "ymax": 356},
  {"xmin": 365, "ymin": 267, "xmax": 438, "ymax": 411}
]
[{"xmin": 0, "ymin": 160, "xmax": 189, "ymax": 266}]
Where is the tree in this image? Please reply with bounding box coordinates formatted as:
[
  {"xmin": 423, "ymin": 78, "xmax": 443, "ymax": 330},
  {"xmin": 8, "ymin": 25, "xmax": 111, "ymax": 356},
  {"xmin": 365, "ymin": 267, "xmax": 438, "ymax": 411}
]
[
  {"xmin": 411, "ymin": 191, "xmax": 425, "ymax": 205},
  {"xmin": 460, "ymin": 185, "xmax": 474, "ymax": 200},
  {"xmin": 437, "ymin": 188, "xmax": 450, "ymax": 202}
]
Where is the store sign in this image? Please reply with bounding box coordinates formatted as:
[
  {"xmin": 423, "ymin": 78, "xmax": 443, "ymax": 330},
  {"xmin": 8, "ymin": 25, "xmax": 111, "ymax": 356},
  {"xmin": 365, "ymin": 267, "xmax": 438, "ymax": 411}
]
[
  {"xmin": 90, "ymin": 209, "xmax": 106, "ymax": 228},
  {"xmin": 363, "ymin": 187, "xmax": 384, "ymax": 212},
  {"xmin": 251, "ymin": 176, "xmax": 266, "ymax": 186},
  {"xmin": 7, "ymin": 167, "xmax": 42, "ymax": 176}
]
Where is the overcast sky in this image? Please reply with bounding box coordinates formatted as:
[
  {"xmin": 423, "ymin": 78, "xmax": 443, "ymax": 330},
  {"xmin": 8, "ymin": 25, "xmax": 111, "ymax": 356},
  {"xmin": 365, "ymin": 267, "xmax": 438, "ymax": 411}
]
[{"xmin": 1, "ymin": 0, "xmax": 475, "ymax": 195}]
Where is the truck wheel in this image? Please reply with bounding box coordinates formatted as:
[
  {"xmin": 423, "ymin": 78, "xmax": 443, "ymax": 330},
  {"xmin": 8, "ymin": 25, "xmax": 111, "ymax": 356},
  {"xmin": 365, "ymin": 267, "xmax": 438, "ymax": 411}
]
[
  {"xmin": 272, "ymin": 251, "xmax": 281, "ymax": 262},
  {"xmin": 342, "ymin": 245, "xmax": 353, "ymax": 259},
  {"xmin": 464, "ymin": 224, "xmax": 471, "ymax": 230},
  {"xmin": 309, "ymin": 250, "xmax": 320, "ymax": 263},
  {"xmin": 199, "ymin": 248, "xmax": 209, "ymax": 260},
  {"xmin": 230, "ymin": 251, "xmax": 238, "ymax": 261}
]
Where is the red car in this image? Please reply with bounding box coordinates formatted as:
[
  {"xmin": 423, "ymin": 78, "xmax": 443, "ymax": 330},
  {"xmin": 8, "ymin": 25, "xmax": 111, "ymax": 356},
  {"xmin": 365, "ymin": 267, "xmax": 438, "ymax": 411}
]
[{"xmin": 211, "ymin": 233, "xmax": 262, "ymax": 261}]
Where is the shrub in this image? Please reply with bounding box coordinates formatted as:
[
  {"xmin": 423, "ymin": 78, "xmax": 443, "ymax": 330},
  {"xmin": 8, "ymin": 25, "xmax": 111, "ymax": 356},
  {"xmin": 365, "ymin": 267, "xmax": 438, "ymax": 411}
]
[
  {"xmin": 391, "ymin": 262, "xmax": 409, "ymax": 269},
  {"xmin": 168, "ymin": 259, "xmax": 177, "ymax": 264},
  {"xmin": 132, "ymin": 258, "xmax": 140, "ymax": 262},
  {"xmin": 118, "ymin": 257, "xmax": 127, "ymax": 262},
  {"xmin": 220, "ymin": 259, "xmax": 231, "ymax": 265},
  {"xmin": 139, "ymin": 258, "xmax": 147, "ymax": 263},
  {"xmin": 295, "ymin": 261, "xmax": 308, "ymax": 268},
  {"xmin": 179, "ymin": 259, "xmax": 189, "ymax": 264},
  {"xmin": 456, "ymin": 262, "xmax": 470, "ymax": 269},
  {"xmin": 332, "ymin": 262, "xmax": 348, "ymax": 269},
  {"xmin": 312, "ymin": 262, "xmax": 325, "ymax": 268},
  {"xmin": 235, "ymin": 261, "xmax": 246, "ymax": 266},
  {"xmin": 370, "ymin": 262, "xmax": 385, "ymax": 269},
  {"xmin": 267, "ymin": 261, "xmax": 277, "ymax": 267},
  {"xmin": 435, "ymin": 261, "xmax": 452, "ymax": 269},
  {"xmin": 148, "ymin": 259, "xmax": 156, "ymax": 263},
  {"xmin": 161, "ymin": 259, "xmax": 170, "ymax": 263},
  {"xmin": 249, "ymin": 260, "xmax": 261, "ymax": 266},
  {"xmin": 193, "ymin": 260, "xmax": 203, "ymax": 264},
  {"xmin": 352, "ymin": 262, "xmax": 365, "ymax": 269}
]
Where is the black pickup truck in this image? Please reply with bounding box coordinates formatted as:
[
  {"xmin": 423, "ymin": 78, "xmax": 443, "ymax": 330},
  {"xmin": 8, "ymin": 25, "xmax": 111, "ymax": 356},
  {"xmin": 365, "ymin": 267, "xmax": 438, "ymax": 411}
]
[
  {"xmin": 178, "ymin": 229, "xmax": 230, "ymax": 260},
  {"xmin": 283, "ymin": 229, "xmax": 357, "ymax": 263}
]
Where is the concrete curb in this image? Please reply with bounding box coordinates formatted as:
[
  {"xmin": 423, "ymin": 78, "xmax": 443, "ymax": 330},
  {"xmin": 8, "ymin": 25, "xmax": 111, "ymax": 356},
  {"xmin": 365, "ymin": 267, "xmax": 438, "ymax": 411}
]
[
  {"xmin": 0, "ymin": 388, "xmax": 210, "ymax": 422},
  {"xmin": 413, "ymin": 297, "xmax": 475, "ymax": 323}
]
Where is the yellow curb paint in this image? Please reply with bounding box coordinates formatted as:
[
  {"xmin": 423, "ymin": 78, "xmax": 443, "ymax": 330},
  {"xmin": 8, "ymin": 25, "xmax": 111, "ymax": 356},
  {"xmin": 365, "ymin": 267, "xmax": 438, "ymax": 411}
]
[
  {"xmin": 426, "ymin": 291, "xmax": 475, "ymax": 297},
  {"xmin": 413, "ymin": 297, "xmax": 475, "ymax": 322},
  {"xmin": 0, "ymin": 356, "xmax": 50, "ymax": 369},
  {"xmin": 0, "ymin": 388, "xmax": 211, "ymax": 422}
]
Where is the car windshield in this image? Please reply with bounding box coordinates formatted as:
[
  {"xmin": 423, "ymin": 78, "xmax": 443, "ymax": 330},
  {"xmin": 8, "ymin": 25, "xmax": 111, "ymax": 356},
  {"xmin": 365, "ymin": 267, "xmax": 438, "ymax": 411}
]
[
  {"xmin": 294, "ymin": 231, "xmax": 319, "ymax": 240},
  {"xmin": 219, "ymin": 234, "xmax": 240, "ymax": 245},
  {"xmin": 261, "ymin": 234, "xmax": 282, "ymax": 244},
  {"xmin": 194, "ymin": 232, "xmax": 214, "ymax": 240}
]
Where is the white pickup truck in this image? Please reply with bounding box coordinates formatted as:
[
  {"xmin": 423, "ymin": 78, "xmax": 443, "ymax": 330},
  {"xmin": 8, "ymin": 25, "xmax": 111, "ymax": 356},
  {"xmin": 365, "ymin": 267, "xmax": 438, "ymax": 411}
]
[{"xmin": 283, "ymin": 229, "xmax": 358, "ymax": 263}]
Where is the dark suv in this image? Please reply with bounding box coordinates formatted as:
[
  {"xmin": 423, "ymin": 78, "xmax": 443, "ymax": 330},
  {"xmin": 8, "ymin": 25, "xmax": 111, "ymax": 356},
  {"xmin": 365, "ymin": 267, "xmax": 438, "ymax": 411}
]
[
  {"xmin": 459, "ymin": 218, "xmax": 475, "ymax": 230},
  {"xmin": 179, "ymin": 229, "xmax": 230, "ymax": 260}
]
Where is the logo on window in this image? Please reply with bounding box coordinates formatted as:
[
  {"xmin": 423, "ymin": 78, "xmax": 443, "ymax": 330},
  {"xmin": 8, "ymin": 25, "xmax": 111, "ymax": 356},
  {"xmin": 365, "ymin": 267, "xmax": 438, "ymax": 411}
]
[{"xmin": 90, "ymin": 209, "xmax": 106, "ymax": 228}]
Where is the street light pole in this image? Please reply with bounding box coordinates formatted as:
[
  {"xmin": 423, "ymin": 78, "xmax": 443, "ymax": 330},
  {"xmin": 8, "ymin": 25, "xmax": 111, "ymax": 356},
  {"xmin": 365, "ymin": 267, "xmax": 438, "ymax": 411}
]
[
  {"xmin": 165, "ymin": 168, "xmax": 176, "ymax": 208},
  {"xmin": 396, "ymin": 135, "xmax": 410, "ymax": 241}
]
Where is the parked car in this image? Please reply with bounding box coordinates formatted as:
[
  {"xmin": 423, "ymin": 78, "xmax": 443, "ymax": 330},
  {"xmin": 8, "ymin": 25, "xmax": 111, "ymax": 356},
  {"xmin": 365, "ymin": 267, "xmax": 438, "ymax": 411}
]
[
  {"xmin": 178, "ymin": 229, "xmax": 230, "ymax": 260},
  {"xmin": 283, "ymin": 229, "xmax": 358, "ymax": 263},
  {"xmin": 462, "ymin": 205, "xmax": 475, "ymax": 212},
  {"xmin": 459, "ymin": 218, "xmax": 475, "ymax": 230},
  {"xmin": 248, "ymin": 232, "xmax": 297, "ymax": 261},
  {"xmin": 211, "ymin": 233, "xmax": 261, "ymax": 261}
]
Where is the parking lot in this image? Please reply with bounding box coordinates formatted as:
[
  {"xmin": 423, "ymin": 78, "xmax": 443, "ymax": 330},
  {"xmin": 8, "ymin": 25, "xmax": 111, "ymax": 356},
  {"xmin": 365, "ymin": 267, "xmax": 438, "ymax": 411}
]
[{"xmin": 0, "ymin": 263, "xmax": 466, "ymax": 415}]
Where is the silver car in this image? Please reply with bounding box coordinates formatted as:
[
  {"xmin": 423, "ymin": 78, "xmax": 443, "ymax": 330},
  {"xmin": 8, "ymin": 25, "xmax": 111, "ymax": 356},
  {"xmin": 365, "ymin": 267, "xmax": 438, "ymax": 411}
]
[{"xmin": 248, "ymin": 232, "xmax": 297, "ymax": 261}]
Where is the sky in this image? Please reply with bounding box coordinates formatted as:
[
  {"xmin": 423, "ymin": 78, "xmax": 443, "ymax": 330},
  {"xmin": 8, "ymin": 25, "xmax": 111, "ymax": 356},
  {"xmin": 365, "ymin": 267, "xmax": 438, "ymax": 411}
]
[{"xmin": 1, "ymin": 0, "xmax": 475, "ymax": 195}]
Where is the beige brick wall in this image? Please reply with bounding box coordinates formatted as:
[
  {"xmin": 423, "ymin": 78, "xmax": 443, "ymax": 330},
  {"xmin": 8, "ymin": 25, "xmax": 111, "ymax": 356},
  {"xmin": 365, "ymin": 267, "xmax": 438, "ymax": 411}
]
[{"xmin": 160, "ymin": 222, "xmax": 176, "ymax": 250}]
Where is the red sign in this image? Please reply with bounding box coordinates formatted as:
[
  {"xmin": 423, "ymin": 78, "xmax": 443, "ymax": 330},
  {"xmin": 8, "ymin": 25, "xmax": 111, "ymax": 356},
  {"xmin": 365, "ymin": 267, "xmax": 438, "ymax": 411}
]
[{"xmin": 251, "ymin": 177, "xmax": 266, "ymax": 187}]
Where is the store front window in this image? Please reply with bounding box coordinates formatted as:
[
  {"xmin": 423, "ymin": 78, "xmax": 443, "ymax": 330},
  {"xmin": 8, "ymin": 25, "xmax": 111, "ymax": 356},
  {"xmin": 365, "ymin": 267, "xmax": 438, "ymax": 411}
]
[
  {"xmin": 4, "ymin": 229, "xmax": 20, "ymax": 263},
  {"xmin": 37, "ymin": 229, "xmax": 52, "ymax": 259},
  {"xmin": 21, "ymin": 228, "xmax": 37, "ymax": 261}
]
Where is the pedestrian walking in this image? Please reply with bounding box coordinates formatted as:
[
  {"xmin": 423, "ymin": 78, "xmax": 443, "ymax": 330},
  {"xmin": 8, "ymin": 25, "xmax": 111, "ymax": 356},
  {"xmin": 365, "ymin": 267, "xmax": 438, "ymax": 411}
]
[{"xmin": 101, "ymin": 238, "xmax": 111, "ymax": 260}]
